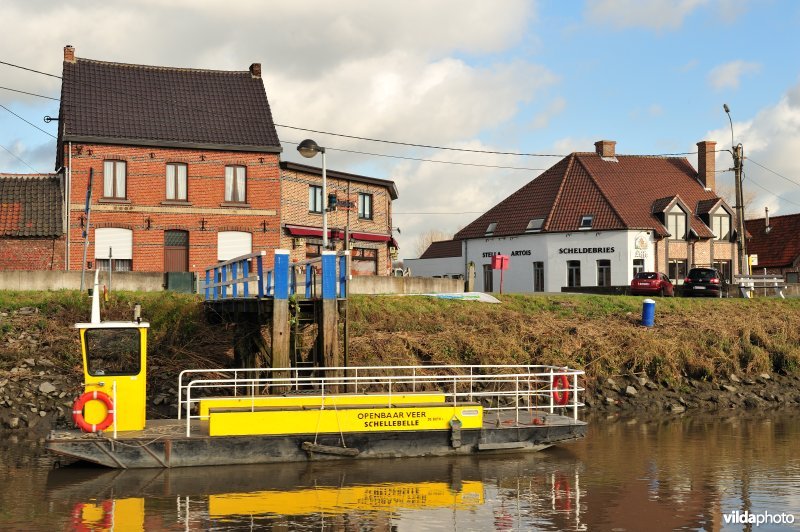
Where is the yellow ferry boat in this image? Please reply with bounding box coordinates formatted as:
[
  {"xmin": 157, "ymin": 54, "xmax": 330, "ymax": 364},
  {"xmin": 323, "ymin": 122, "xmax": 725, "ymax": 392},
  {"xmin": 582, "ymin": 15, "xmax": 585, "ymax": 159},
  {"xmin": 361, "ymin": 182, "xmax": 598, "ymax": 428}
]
[{"xmin": 46, "ymin": 274, "xmax": 586, "ymax": 468}]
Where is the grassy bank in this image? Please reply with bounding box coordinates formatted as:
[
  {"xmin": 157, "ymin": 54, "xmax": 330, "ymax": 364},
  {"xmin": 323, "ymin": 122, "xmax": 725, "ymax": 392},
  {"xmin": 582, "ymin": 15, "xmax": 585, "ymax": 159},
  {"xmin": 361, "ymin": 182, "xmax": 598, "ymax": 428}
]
[{"xmin": 2, "ymin": 291, "xmax": 799, "ymax": 384}]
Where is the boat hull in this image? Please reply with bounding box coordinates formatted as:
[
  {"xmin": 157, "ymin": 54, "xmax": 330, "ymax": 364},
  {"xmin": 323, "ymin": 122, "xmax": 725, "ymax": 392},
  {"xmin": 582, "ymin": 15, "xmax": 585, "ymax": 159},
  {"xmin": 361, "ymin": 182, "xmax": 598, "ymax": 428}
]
[{"xmin": 46, "ymin": 416, "xmax": 586, "ymax": 469}]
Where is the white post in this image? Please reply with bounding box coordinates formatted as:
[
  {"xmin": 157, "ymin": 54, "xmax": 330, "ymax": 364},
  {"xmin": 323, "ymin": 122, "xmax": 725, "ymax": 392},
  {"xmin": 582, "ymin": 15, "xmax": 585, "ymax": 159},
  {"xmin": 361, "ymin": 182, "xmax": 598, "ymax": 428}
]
[
  {"xmin": 549, "ymin": 368, "xmax": 554, "ymax": 414},
  {"xmin": 185, "ymin": 385, "xmax": 192, "ymax": 437},
  {"xmin": 572, "ymin": 372, "xmax": 579, "ymax": 420}
]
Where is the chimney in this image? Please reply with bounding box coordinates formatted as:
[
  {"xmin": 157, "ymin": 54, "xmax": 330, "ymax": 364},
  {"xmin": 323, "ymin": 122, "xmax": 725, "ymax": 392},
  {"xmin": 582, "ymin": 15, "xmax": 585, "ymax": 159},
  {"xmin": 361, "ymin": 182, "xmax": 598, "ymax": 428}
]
[
  {"xmin": 765, "ymin": 206, "xmax": 771, "ymax": 234},
  {"xmin": 64, "ymin": 45, "xmax": 75, "ymax": 63},
  {"xmin": 696, "ymin": 140, "xmax": 716, "ymax": 191},
  {"xmin": 249, "ymin": 63, "xmax": 261, "ymax": 79},
  {"xmin": 594, "ymin": 140, "xmax": 616, "ymax": 158}
]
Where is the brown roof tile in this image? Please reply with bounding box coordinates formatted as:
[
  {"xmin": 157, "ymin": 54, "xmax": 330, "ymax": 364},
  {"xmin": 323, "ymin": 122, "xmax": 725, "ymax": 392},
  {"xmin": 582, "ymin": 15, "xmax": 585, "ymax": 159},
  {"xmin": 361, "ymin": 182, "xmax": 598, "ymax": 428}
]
[
  {"xmin": 0, "ymin": 174, "xmax": 63, "ymax": 237},
  {"xmin": 745, "ymin": 214, "xmax": 800, "ymax": 268},
  {"xmin": 420, "ymin": 239, "xmax": 462, "ymax": 259},
  {"xmin": 60, "ymin": 56, "xmax": 281, "ymax": 152},
  {"xmin": 455, "ymin": 149, "xmax": 727, "ymax": 240}
]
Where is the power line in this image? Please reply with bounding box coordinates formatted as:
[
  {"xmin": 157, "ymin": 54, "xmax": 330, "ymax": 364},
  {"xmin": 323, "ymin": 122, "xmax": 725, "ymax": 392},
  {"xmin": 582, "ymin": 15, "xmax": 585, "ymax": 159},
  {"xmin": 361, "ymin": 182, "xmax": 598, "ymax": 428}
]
[
  {"xmin": 746, "ymin": 172, "xmax": 800, "ymax": 207},
  {"xmin": 283, "ymin": 139, "xmax": 547, "ymax": 171},
  {"xmin": 0, "ymin": 142, "xmax": 38, "ymax": 172},
  {"xmin": 746, "ymin": 157, "xmax": 800, "ymax": 188},
  {"xmin": 0, "ymin": 60, "xmax": 61, "ymax": 79},
  {"xmin": 0, "ymin": 85, "xmax": 60, "ymax": 101},
  {"xmin": 0, "ymin": 104, "xmax": 57, "ymax": 138}
]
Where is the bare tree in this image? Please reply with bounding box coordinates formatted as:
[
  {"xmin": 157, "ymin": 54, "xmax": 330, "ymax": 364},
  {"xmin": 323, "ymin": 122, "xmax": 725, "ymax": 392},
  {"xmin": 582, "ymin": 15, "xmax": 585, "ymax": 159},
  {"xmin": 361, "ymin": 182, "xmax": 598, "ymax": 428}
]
[
  {"xmin": 414, "ymin": 229, "xmax": 453, "ymax": 257},
  {"xmin": 716, "ymin": 182, "xmax": 759, "ymax": 220}
]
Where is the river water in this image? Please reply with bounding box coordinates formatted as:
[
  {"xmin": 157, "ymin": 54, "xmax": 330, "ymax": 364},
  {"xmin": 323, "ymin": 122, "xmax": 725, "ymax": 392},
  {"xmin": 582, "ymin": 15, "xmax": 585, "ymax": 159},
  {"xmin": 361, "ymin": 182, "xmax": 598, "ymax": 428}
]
[{"xmin": 1, "ymin": 410, "xmax": 798, "ymax": 531}]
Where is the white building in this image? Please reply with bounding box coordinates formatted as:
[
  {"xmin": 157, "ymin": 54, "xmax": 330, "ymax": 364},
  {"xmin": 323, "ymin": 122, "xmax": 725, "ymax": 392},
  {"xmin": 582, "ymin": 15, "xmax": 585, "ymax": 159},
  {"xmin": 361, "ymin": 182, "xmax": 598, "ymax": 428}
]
[{"xmin": 407, "ymin": 140, "xmax": 739, "ymax": 293}]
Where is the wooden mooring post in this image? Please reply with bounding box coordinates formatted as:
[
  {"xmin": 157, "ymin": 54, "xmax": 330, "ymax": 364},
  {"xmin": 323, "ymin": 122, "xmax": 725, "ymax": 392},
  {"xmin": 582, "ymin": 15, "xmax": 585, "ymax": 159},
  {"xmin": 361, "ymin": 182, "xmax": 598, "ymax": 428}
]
[
  {"xmin": 320, "ymin": 251, "xmax": 340, "ymax": 391},
  {"xmin": 271, "ymin": 249, "xmax": 291, "ymax": 370}
]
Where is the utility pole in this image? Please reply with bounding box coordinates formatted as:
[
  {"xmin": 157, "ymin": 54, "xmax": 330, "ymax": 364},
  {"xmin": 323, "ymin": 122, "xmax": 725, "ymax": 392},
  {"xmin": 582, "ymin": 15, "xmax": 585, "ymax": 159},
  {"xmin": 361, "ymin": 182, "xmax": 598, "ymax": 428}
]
[{"xmin": 724, "ymin": 104, "xmax": 748, "ymax": 277}]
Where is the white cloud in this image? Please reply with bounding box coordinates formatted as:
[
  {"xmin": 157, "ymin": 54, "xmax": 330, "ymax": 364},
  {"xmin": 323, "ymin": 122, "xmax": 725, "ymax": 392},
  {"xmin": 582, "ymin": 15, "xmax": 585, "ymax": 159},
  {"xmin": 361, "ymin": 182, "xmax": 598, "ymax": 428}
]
[
  {"xmin": 704, "ymin": 80, "xmax": 800, "ymax": 218},
  {"xmin": 707, "ymin": 60, "xmax": 761, "ymax": 91},
  {"xmin": 584, "ymin": 0, "xmax": 709, "ymax": 30}
]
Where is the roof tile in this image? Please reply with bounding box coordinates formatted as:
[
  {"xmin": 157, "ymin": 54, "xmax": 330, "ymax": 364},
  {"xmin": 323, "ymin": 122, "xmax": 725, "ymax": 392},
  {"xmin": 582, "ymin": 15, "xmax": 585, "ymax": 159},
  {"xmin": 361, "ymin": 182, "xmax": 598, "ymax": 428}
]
[{"xmin": 0, "ymin": 174, "xmax": 63, "ymax": 237}]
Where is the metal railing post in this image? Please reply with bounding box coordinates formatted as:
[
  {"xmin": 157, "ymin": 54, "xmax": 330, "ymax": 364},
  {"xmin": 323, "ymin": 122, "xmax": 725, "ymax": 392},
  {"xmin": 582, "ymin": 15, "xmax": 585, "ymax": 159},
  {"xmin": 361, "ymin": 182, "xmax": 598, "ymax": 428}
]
[
  {"xmin": 185, "ymin": 384, "xmax": 192, "ymax": 437},
  {"xmin": 572, "ymin": 372, "xmax": 579, "ymax": 421},
  {"xmin": 549, "ymin": 368, "xmax": 554, "ymax": 414}
]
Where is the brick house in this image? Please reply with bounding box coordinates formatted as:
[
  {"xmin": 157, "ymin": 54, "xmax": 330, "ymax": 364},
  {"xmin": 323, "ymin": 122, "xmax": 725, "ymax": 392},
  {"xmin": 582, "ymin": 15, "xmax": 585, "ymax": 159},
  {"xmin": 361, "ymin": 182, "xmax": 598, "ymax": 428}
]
[
  {"xmin": 408, "ymin": 140, "xmax": 739, "ymax": 293},
  {"xmin": 0, "ymin": 174, "xmax": 65, "ymax": 270},
  {"xmin": 745, "ymin": 212, "xmax": 800, "ymax": 283},
  {"xmin": 280, "ymin": 161, "xmax": 398, "ymax": 275},
  {"xmin": 56, "ymin": 45, "xmax": 282, "ymax": 274}
]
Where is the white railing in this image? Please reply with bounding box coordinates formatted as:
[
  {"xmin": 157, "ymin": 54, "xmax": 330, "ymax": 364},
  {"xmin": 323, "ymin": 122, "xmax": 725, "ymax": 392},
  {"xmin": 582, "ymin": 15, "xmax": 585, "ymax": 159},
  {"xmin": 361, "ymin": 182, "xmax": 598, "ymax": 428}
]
[
  {"xmin": 734, "ymin": 275, "xmax": 787, "ymax": 299},
  {"xmin": 178, "ymin": 365, "xmax": 585, "ymax": 437}
]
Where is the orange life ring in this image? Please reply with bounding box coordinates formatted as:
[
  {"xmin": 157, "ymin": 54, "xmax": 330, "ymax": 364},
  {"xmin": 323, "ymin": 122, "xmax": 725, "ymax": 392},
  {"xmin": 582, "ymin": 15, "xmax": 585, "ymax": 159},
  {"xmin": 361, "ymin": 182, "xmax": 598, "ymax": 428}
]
[
  {"xmin": 72, "ymin": 390, "xmax": 114, "ymax": 433},
  {"xmin": 552, "ymin": 374, "xmax": 570, "ymax": 406}
]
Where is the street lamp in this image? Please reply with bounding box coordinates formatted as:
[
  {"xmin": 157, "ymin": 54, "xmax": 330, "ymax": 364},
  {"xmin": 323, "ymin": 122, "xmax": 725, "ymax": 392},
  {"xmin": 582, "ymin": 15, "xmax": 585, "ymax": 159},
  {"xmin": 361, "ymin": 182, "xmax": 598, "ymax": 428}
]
[
  {"xmin": 723, "ymin": 104, "xmax": 748, "ymax": 276},
  {"xmin": 297, "ymin": 139, "xmax": 328, "ymax": 248}
]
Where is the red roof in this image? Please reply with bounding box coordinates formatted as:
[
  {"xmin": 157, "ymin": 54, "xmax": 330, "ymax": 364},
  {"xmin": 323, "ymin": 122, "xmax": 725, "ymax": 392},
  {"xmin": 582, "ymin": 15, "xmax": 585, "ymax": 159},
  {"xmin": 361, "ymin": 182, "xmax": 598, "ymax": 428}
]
[
  {"xmin": 420, "ymin": 239, "xmax": 462, "ymax": 259},
  {"xmin": 454, "ymin": 151, "xmax": 729, "ymax": 240},
  {"xmin": 745, "ymin": 214, "xmax": 800, "ymax": 268}
]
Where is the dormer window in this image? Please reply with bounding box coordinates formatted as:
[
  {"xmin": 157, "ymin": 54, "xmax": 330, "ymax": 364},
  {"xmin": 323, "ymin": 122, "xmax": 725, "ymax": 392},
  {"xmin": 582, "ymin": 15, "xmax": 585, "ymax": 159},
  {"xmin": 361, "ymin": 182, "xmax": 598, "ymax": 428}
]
[
  {"xmin": 485, "ymin": 222, "xmax": 497, "ymax": 236},
  {"xmin": 667, "ymin": 204, "xmax": 687, "ymax": 240},
  {"xmin": 579, "ymin": 215, "xmax": 593, "ymax": 229},
  {"xmin": 526, "ymin": 218, "xmax": 544, "ymax": 232},
  {"xmin": 712, "ymin": 212, "xmax": 731, "ymax": 241}
]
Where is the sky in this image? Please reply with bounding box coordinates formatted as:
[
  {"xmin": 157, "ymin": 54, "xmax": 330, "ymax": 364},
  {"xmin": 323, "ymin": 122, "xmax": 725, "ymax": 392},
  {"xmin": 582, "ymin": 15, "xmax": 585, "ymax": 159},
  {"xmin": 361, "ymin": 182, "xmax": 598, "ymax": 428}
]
[{"xmin": 1, "ymin": 0, "xmax": 800, "ymax": 259}]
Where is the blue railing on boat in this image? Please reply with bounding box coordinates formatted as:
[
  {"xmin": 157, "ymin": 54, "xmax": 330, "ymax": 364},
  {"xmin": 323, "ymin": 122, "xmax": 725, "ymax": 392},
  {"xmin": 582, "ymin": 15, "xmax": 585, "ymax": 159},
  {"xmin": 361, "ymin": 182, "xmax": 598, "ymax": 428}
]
[{"xmin": 203, "ymin": 249, "xmax": 349, "ymax": 301}]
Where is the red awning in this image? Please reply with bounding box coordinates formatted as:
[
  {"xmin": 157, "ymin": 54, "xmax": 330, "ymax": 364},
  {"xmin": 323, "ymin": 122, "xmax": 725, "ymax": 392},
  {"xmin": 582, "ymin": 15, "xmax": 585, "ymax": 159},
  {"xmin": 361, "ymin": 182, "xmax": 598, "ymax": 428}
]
[
  {"xmin": 350, "ymin": 232, "xmax": 391, "ymax": 242},
  {"xmin": 284, "ymin": 225, "xmax": 345, "ymax": 239}
]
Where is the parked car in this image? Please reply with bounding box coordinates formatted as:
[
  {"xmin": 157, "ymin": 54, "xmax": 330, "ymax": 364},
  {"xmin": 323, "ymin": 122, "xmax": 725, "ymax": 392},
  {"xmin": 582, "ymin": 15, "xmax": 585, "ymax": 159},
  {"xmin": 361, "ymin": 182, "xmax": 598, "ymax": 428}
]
[
  {"xmin": 682, "ymin": 267, "xmax": 727, "ymax": 297},
  {"xmin": 630, "ymin": 272, "xmax": 674, "ymax": 297}
]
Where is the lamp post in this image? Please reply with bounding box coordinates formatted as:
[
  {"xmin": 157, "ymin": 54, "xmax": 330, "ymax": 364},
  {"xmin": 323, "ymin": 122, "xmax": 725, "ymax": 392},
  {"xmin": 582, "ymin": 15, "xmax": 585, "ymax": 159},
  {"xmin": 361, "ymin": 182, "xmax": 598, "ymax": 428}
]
[
  {"xmin": 723, "ymin": 104, "xmax": 748, "ymax": 276},
  {"xmin": 297, "ymin": 139, "xmax": 327, "ymax": 248}
]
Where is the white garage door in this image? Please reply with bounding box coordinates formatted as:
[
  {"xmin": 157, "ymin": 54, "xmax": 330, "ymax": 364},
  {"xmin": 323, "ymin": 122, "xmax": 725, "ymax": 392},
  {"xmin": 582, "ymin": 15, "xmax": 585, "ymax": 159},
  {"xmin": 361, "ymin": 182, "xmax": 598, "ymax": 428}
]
[
  {"xmin": 217, "ymin": 231, "xmax": 252, "ymax": 261},
  {"xmin": 95, "ymin": 228, "xmax": 133, "ymax": 259}
]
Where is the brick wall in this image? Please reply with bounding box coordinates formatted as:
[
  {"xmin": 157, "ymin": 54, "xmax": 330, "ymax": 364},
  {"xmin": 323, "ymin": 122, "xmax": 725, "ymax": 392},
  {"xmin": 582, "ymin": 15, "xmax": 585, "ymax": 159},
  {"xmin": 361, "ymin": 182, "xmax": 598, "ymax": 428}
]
[
  {"xmin": 280, "ymin": 166, "xmax": 395, "ymax": 275},
  {"xmin": 65, "ymin": 144, "xmax": 281, "ymax": 272},
  {"xmin": 0, "ymin": 236, "xmax": 65, "ymax": 270}
]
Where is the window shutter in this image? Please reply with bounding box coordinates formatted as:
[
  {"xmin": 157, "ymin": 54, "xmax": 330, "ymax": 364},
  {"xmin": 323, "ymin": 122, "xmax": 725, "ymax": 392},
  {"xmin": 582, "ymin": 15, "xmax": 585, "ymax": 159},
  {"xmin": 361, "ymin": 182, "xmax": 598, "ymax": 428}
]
[
  {"xmin": 217, "ymin": 231, "xmax": 252, "ymax": 261},
  {"xmin": 95, "ymin": 228, "xmax": 133, "ymax": 259}
]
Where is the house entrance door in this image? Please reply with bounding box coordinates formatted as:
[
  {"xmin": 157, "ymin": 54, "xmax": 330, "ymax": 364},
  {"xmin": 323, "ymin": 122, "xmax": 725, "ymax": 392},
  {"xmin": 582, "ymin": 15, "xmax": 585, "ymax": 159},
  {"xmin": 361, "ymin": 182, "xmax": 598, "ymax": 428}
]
[{"xmin": 164, "ymin": 230, "xmax": 189, "ymax": 272}]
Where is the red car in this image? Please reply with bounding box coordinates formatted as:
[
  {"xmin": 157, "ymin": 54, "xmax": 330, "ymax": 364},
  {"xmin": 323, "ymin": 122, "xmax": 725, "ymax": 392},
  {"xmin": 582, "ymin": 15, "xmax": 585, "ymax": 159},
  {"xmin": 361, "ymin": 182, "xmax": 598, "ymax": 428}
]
[{"xmin": 630, "ymin": 272, "xmax": 674, "ymax": 297}]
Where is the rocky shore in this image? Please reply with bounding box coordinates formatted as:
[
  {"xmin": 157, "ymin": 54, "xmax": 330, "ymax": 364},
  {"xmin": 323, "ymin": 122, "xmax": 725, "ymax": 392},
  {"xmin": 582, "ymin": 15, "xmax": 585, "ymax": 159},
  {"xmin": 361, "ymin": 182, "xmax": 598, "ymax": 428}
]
[{"xmin": 2, "ymin": 356, "xmax": 799, "ymax": 434}]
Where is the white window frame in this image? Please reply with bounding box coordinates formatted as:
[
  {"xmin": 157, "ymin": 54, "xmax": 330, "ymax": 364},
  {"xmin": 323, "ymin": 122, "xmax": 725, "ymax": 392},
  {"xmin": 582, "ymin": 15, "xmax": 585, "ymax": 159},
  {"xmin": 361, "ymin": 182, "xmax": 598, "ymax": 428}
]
[
  {"xmin": 166, "ymin": 163, "xmax": 188, "ymax": 201},
  {"xmin": 712, "ymin": 212, "xmax": 730, "ymax": 241},
  {"xmin": 667, "ymin": 205, "xmax": 687, "ymax": 240},
  {"xmin": 579, "ymin": 215, "xmax": 593, "ymax": 229},
  {"xmin": 225, "ymin": 166, "xmax": 246, "ymax": 203},
  {"xmin": 103, "ymin": 160, "xmax": 126, "ymax": 199}
]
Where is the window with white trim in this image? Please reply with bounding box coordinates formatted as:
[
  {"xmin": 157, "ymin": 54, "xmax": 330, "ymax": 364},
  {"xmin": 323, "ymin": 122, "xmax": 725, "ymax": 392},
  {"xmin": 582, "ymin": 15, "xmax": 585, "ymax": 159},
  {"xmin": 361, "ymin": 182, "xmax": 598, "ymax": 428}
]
[
  {"xmin": 225, "ymin": 166, "xmax": 246, "ymax": 203},
  {"xmin": 103, "ymin": 160, "xmax": 126, "ymax": 199},
  {"xmin": 580, "ymin": 215, "xmax": 593, "ymax": 229},
  {"xmin": 166, "ymin": 163, "xmax": 187, "ymax": 201},
  {"xmin": 309, "ymin": 185, "xmax": 322, "ymax": 213},
  {"xmin": 667, "ymin": 205, "xmax": 687, "ymax": 240},
  {"xmin": 712, "ymin": 212, "xmax": 730, "ymax": 241}
]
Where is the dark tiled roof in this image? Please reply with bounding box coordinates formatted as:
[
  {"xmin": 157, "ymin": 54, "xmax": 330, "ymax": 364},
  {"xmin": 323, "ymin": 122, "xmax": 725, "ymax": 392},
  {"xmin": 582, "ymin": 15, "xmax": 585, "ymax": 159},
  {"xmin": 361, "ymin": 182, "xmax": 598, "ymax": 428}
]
[
  {"xmin": 0, "ymin": 174, "xmax": 63, "ymax": 237},
  {"xmin": 280, "ymin": 161, "xmax": 399, "ymax": 199},
  {"xmin": 419, "ymin": 239, "xmax": 462, "ymax": 259},
  {"xmin": 745, "ymin": 214, "xmax": 800, "ymax": 268},
  {"xmin": 60, "ymin": 57, "xmax": 281, "ymax": 152},
  {"xmin": 456, "ymin": 151, "xmax": 727, "ymax": 240}
]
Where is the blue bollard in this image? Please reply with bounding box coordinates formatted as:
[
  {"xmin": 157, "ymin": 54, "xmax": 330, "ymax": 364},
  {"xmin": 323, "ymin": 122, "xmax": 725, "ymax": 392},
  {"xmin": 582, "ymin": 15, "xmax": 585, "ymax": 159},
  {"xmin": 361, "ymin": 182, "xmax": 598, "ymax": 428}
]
[{"xmin": 641, "ymin": 298, "xmax": 655, "ymax": 327}]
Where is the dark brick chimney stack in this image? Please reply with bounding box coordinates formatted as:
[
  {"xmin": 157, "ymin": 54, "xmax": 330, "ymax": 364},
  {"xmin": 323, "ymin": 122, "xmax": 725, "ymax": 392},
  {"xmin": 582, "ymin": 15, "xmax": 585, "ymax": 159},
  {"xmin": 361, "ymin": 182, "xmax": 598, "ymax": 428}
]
[
  {"xmin": 594, "ymin": 140, "xmax": 616, "ymax": 158},
  {"xmin": 64, "ymin": 45, "xmax": 75, "ymax": 63},
  {"xmin": 249, "ymin": 63, "xmax": 261, "ymax": 79},
  {"xmin": 697, "ymin": 140, "xmax": 716, "ymax": 191}
]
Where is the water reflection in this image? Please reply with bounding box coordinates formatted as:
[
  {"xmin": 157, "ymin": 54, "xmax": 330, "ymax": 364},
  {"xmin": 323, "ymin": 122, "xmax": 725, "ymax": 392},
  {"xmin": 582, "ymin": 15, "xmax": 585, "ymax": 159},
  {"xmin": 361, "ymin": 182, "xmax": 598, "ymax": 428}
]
[{"xmin": 2, "ymin": 410, "xmax": 798, "ymax": 530}]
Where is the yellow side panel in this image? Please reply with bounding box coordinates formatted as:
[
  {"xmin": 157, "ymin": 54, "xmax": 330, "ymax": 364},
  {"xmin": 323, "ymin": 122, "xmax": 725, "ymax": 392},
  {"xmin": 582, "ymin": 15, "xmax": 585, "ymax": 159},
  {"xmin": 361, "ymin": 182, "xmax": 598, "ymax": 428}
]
[
  {"xmin": 199, "ymin": 393, "xmax": 446, "ymax": 418},
  {"xmin": 209, "ymin": 481, "xmax": 484, "ymax": 517},
  {"xmin": 80, "ymin": 327, "xmax": 147, "ymax": 432},
  {"xmin": 209, "ymin": 404, "xmax": 483, "ymax": 436},
  {"xmin": 112, "ymin": 498, "xmax": 145, "ymax": 531}
]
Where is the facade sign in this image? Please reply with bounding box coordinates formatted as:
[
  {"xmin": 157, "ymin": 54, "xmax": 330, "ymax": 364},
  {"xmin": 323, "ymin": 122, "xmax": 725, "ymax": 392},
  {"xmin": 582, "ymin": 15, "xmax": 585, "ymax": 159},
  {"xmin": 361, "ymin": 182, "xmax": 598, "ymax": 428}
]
[{"xmin": 558, "ymin": 247, "xmax": 615, "ymax": 254}]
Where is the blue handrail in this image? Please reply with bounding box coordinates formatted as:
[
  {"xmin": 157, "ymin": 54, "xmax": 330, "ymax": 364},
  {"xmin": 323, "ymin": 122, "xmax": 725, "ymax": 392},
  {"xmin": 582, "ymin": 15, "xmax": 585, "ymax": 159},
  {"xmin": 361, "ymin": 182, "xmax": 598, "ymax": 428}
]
[{"xmin": 203, "ymin": 250, "xmax": 349, "ymax": 301}]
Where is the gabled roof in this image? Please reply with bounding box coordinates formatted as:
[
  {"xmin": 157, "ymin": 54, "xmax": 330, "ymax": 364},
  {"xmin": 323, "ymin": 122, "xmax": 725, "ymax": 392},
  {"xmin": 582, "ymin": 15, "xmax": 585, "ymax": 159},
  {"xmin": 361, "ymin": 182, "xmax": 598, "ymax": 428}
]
[
  {"xmin": 455, "ymin": 148, "xmax": 725, "ymax": 240},
  {"xmin": 280, "ymin": 161, "xmax": 399, "ymax": 200},
  {"xmin": 59, "ymin": 53, "xmax": 281, "ymax": 153},
  {"xmin": 745, "ymin": 213, "xmax": 800, "ymax": 268},
  {"xmin": 0, "ymin": 174, "xmax": 63, "ymax": 237},
  {"xmin": 419, "ymin": 239, "xmax": 462, "ymax": 259}
]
